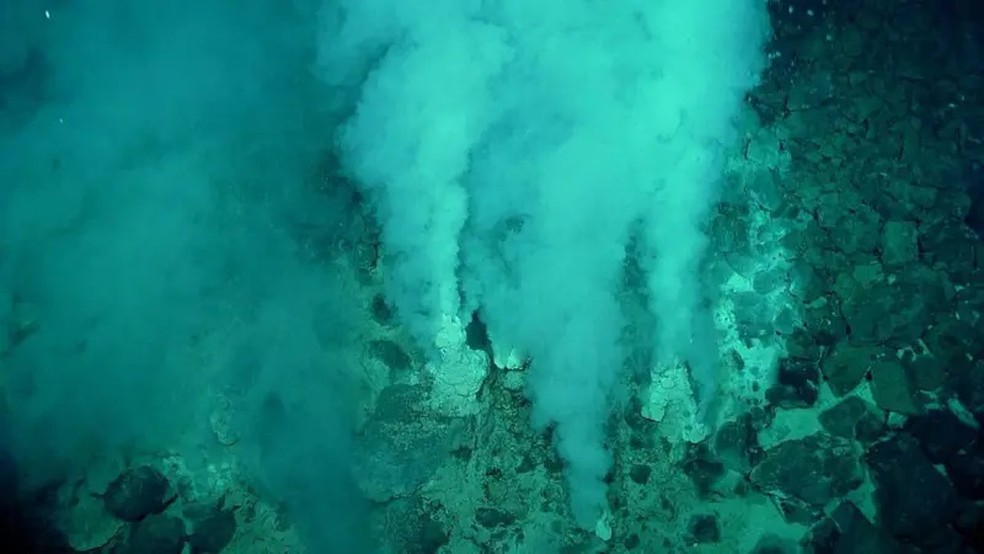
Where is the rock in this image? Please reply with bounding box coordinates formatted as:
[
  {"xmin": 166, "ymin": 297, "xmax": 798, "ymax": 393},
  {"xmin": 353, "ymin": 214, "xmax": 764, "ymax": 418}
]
[
  {"xmin": 802, "ymin": 501, "xmax": 919, "ymax": 554},
  {"xmin": 819, "ymin": 396, "xmax": 885, "ymax": 442},
  {"xmin": 623, "ymin": 533, "xmax": 641, "ymax": 550},
  {"xmin": 474, "ymin": 507, "xmax": 515, "ymax": 529},
  {"xmin": 59, "ymin": 488, "xmax": 124, "ymax": 552},
  {"xmin": 954, "ymin": 503, "xmax": 984, "ymax": 548},
  {"xmin": 881, "ymin": 221, "xmax": 919, "ymax": 265},
  {"xmin": 752, "ymin": 267, "xmax": 786, "ymax": 295},
  {"xmin": 827, "ymin": 205, "xmax": 881, "ymax": 255},
  {"xmin": 900, "ymin": 351, "xmax": 946, "ymax": 392},
  {"xmin": 800, "ymin": 296, "xmax": 848, "ymax": 347},
  {"xmin": 945, "ymin": 357, "xmax": 984, "ymax": 423},
  {"xmin": 841, "ymin": 277, "xmax": 937, "ymax": 347},
  {"xmin": 839, "ymin": 25, "xmax": 864, "ymax": 59},
  {"xmin": 354, "ymin": 404, "xmax": 467, "ymax": 502},
  {"xmin": 118, "ymin": 515, "xmax": 186, "ymax": 554},
  {"xmin": 370, "ymin": 293, "xmax": 394, "ymax": 325},
  {"xmin": 766, "ymin": 356, "xmax": 820, "ymax": 409},
  {"xmin": 104, "ymin": 467, "xmax": 170, "ymax": 522},
  {"xmin": 383, "ymin": 498, "xmax": 450, "ymax": 554},
  {"xmin": 369, "ymin": 339, "xmax": 413, "ymax": 372},
  {"xmin": 869, "ymin": 359, "xmax": 920, "ymax": 415},
  {"xmin": 408, "ymin": 514, "xmax": 450, "ymax": 554},
  {"xmin": 821, "ymin": 344, "xmax": 881, "ymax": 396},
  {"xmin": 750, "ymin": 434, "xmax": 862, "ymax": 511},
  {"xmin": 925, "ymin": 316, "xmax": 984, "ymax": 362},
  {"xmin": 628, "ymin": 464, "xmax": 651, "ymax": 485},
  {"xmin": 851, "ymin": 261, "xmax": 884, "ymax": 289},
  {"xmin": 682, "ymin": 443, "xmax": 727, "ymax": 498},
  {"xmin": 920, "ymin": 221, "xmax": 979, "ymax": 275},
  {"xmin": 903, "ymin": 409, "xmax": 977, "ymax": 464},
  {"xmin": 189, "ymin": 508, "xmax": 236, "ymax": 553},
  {"xmin": 786, "ymin": 73, "xmax": 834, "ymax": 112},
  {"xmin": 732, "ymin": 291, "xmax": 777, "ymax": 341},
  {"xmin": 687, "ymin": 513, "xmax": 720, "ymax": 544},
  {"xmin": 712, "ymin": 412, "xmax": 764, "ymax": 474},
  {"xmin": 750, "ymin": 535, "xmax": 797, "ymax": 554},
  {"xmin": 865, "ymin": 434, "xmax": 961, "ymax": 548},
  {"xmin": 945, "ymin": 443, "xmax": 984, "ymax": 501}
]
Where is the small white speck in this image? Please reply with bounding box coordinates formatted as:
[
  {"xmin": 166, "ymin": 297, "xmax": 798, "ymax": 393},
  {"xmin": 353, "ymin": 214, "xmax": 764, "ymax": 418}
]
[{"xmin": 44, "ymin": 9, "xmax": 50, "ymax": 19}]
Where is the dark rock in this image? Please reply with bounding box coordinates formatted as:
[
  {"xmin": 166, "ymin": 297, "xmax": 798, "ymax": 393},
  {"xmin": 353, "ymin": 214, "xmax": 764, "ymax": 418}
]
[
  {"xmin": 841, "ymin": 279, "xmax": 936, "ymax": 347},
  {"xmin": 750, "ymin": 434, "xmax": 861, "ymax": 510},
  {"xmin": 945, "ymin": 443, "xmax": 984, "ymax": 501},
  {"xmin": 188, "ymin": 508, "xmax": 236, "ymax": 553},
  {"xmin": 900, "ymin": 350, "xmax": 947, "ymax": 392},
  {"xmin": 713, "ymin": 413, "xmax": 762, "ymax": 473},
  {"xmin": 881, "ymin": 221, "xmax": 919, "ymax": 266},
  {"xmin": 372, "ymin": 384, "xmax": 424, "ymax": 423},
  {"xmin": 896, "ymin": 263, "xmax": 952, "ymax": 316},
  {"xmin": 819, "ymin": 396, "xmax": 885, "ymax": 442},
  {"xmin": 747, "ymin": 89, "xmax": 786, "ymax": 126},
  {"xmin": 921, "ymin": 220, "xmax": 981, "ymax": 273},
  {"xmin": 732, "ymin": 291, "xmax": 777, "ymax": 341},
  {"xmin": 628, "ymin": 464, "xmax": 651, "ymax": 485},
  {"xmin": 869, "ymin": 359, "xmax": 921, "ymax": 415},
  {"xmin": 802, "ymin": 516, "xmax": 839, "ymax": 554},
  {"xmin": 953, "ymin": 283, "xmax": 984, "ymax": 330},
  {"xmin": 623, "ymin": 396, "xmax": 651, "ymax": 433},
  {"xmin": 945, "ymin": 357, "xmax": 984, "ymax": 422},
  {"xmin": 773, "ymin": 496, "xmax": 822, "ymax": 526},
  {"xmin": 370, "ymin": 294, "xmax": 394, "ymax": 325},
  {"xmin": 827, "ymin": 206, "xmax": 881, "ymax": 255},
  {"xmin": 966, "ymin": 183, "xmax": 984, "ymax": 237},
  {"xmin": 954, "ymin": 503, "xmax": 984, "ymax": 549},
  {"xmin": 474, "ymin": 507, "xmax": 515, "ymax": 529},
  {"xmin": 369, "ymin": 339, "xmax": 413, "ymax": 372},
  {"xmin": 687, "ymin": 513, "xmax": 720, "ymax": 544},
  {"xmin": 903, "ymin": 409, "xmax": 977, "ymax": 464},
  {"xmin": 926, "ymin": 316, "xmax": 984, "ymax": 364},
  {"xmin": 784, "ymin": 326, "xmax": 818, "ymax": 359},
  {"xmin": 766, "ymin": 356, "xmax": 820, "ymax": 408},
  {"xmin": 752, "ymin": 267, "xmax": 786, "ymax": 295},
  {"xmin": 104, "ymin": 466, "xmax": 169, "ymax": 522},
  {"xmin": 385, "ymin": 498, "xmax": 450, "ymax": 554},
  {"xmin": 748, "ymin": 169, "xmax": 785, "ymax": 213},
  {"xmin": 356, "ymin": 406, "xmax": 466, "ymax": 502},
  {"xmin": 724, "ymin": 252, "xmax": 758, "ymax": 280},
  {"xmin": 821, "ymin": 343, "xmax": 881, "ymax": 396},
  {"xmin": 866, "ymin": 434, "xmax": 961, "ymax": 548},
  {"xmin": 800, "ymin": 297, "xmax": 848, "ymax": 346},
  {"xmin": 464, "ymin": 311, "xmax": 491, "ymax": 354},
  {"xmin": 118, "ymin": 515, "xmax": 186, "ymax": 554},
  {"xmin": 713, "ymin": 202, "xmax": 751, "ymax": 251},
  {"xmin": 750, "ymin": 535, "xmax": 796, "ymax": 554},
  {"xmin": 408, "ymin": 513, "xmax": 449, "ymax": 554},
  {"xmin": 681, "ymin": 455, "xmax": 725, "ymax": 499},
  {"xmin": 802, "ymin": 501, "xmax": 919, "ymax": 554},
  {"xmin": 852, "ymin": 412, "xmax": 889, "ymax": 444}
]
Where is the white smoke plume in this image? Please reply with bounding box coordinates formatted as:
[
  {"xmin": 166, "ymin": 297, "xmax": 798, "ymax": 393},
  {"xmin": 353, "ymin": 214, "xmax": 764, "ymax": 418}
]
[{"xmin": 318, "ymin": 0, "xmax": 769, "ymax": 527}]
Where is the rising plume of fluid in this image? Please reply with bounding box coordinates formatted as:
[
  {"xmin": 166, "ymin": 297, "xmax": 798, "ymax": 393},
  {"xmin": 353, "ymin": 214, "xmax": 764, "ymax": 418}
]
[{"xmin": 318, "ymin": 0, "xmax": 769, "ymax": 528}]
